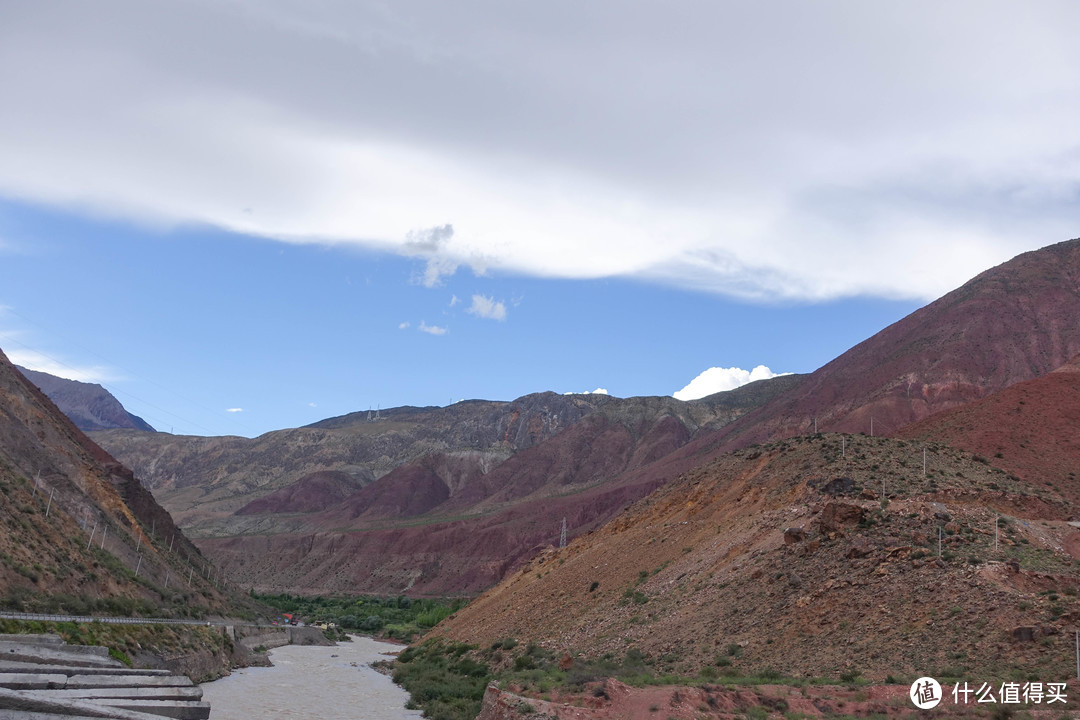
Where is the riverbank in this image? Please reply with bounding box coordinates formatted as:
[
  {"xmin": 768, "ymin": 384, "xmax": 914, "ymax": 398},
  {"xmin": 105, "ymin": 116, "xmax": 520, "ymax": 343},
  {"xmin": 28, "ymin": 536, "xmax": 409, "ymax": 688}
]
[{"xmin": 0, "ymin": 618, "xmax": 333, "ymax": 683}]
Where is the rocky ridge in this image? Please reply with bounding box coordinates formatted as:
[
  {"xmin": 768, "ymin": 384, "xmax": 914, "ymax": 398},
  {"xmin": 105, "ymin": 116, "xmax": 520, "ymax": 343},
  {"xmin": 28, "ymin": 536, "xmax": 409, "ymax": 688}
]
[{"xmin": 17, "ymin": 366, "xmax": 155, "ymax": 432}]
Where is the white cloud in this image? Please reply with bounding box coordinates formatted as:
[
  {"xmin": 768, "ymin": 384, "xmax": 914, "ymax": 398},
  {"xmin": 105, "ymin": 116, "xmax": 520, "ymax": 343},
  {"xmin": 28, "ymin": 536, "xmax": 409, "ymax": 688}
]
[
  {"xmin": 398, "ymin": 321, "xmax": 411, "ymax": 329},
  {"xmin": 449, "ymin": 295, "xmax": 460, "ymax": 307},
  {"xmin": 308, "ymin": 402, "xmax": 317, "ymax": 407},
  {"xmin": 466, "ymin": 294, "xmax": 507, "ymax": 321},
  {"xmin": 674, "ymin": 365, "xmax": 789, "ymax": 401},
  {"xmin": 0, "ymin": 3, "xmax": 1077, "ymax": 301},
  {"xmin": 564, "ymin": 388, "xmax": 609, "ymax": 396},
  {"xmin": 418, "ymin": 321, "xmax": 448, "ymax": 336},
  {"xmin": 226, "ymin": 408, "xmax": 244, "ymax": 413},
  {"xmin": 5, "ymin": 348, "xmax": 115, "ymax": 384}
]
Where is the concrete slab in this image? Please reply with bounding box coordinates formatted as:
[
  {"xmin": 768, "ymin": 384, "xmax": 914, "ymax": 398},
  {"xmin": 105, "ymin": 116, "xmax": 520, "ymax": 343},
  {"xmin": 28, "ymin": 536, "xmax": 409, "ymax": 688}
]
[
  {"xmin": 0, "ymin": 687, "xmax": 169, "ymax": 719},
  {"xmin": 0, "ymin": 673, "xmax": 68, "ymax": 690},
  {"xmin": 66, "ymin": 676, "xmax": 194, "ymax": 690},
  {"xmin": 94, "ymin": 699, "xmax": 210, "ymax": 720},
  {"xmin": 0, "ymin": 642, "xmax": 120, "ymax": 669},
  {"xmin": 0, "ymin": 635, "xmax": 64, "ymax": 646},
  {"xmin": 0, "ymin": 661, "xmax": 172, "ymax": 677},
  {"xmin": 20, "ymin": 687, "xmax": 203, "ymax": 702},
  {"xmin": 0, "ymin": 713, "xmax": 123, "ymax": 720}
]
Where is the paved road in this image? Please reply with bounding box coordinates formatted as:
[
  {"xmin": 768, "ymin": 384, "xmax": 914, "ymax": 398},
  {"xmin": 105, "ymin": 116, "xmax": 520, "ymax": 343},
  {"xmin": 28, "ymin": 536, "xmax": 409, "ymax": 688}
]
[{"xmin": 0, "ymin": 610, "xmax": 257, "ymax": 627}]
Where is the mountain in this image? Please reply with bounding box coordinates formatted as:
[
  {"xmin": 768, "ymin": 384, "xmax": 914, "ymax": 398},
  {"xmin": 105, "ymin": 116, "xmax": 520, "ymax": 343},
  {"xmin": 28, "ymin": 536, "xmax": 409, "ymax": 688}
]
[
  {"xmin": 94, "ymin": 380, "xmax": 802, "ymax": 595},
  {"xmin": 0, "ymin": 347, "xmax": 241, "ymax": 617},
  {"xmin": 16, "ymin": 366, "xmax": 155, "ymax": 432},
  {"xmin": 900, "ymin": 354, "xmax": 1080, "ymax": 510},
  {"xmin": 435, "ymin": 431, "xmax": 1080, "ymax": 683},
  {"xmin": 644, "ymin": 237, "xmax": 1080, "ymax": 472},
  {"xmin": 96, "ymin": 237, "xmax": 1080, "ymax": 598}
]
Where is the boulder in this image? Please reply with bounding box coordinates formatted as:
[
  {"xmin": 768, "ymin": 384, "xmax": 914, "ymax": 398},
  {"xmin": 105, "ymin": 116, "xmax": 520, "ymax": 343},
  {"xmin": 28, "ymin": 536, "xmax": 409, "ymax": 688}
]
[
  {"xmin": 1012, "ymin": 626, "xmax": 1036, "ymax": 642},
  {"xmin": 783, "ymin": 527, "xmax": 806, "ymax": 544},
  {"xmin": 846, "ymin": 536, "xmax": 876, "ymax": 559},
  {"xmin": 819, "ymin": 502, "xmax": 865, "ymax": 533}
]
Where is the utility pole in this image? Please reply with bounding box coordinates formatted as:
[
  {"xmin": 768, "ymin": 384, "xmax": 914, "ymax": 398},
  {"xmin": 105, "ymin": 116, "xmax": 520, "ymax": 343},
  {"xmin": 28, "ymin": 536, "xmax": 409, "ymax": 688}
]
[
  {"xmin": 923, "ymin": 448, "xmax": 927, "ymax": 477},
  {"xmin": 135, "ymin": 555, "xmax": 142, "ymax": 577},
  {"xmin": 86, "ymin": 521, "xmax": 97, "ymax": 551},
  {"xmin": 44, "ymin": 489, "xmax": 53, "ymax": 518},
  {"xmin": 100, "ymin": 526, "xmax": 107, "ymax": 550}
]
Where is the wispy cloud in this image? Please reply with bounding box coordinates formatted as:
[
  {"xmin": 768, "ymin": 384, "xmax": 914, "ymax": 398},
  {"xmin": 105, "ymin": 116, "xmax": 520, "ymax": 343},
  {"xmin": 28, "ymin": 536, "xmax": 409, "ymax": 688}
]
[
  {"xmin": 405, "ymin": 225, "xmax": 459, "ymax": 287},
  {"xmin": 5, "ymin": 348, "xmax": 115, "ymax": 384},
  {"xmin": 674, "ymin": 365, "xmax": 789, "ymax": 401},
  {"xmin": 467, "ymin": 294, "xmax": 507, "ymax": 321},
  {"xmin": 418, "ymin": 321, "xmax": 448, "ymax": 336},
  {"xmin": 398, "ymin": 321, "xmax": 411, "ymax": 329},
  {"xmin": 225, "ymin": 407, "xmax": 244, "ymax": 413}
]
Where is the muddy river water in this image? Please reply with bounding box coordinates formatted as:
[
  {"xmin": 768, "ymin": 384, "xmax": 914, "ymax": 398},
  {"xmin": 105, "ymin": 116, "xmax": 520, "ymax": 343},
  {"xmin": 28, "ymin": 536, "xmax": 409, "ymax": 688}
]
[{"xmin": 201, "ymin": 636, "xmax": 424, "ymax": 719}]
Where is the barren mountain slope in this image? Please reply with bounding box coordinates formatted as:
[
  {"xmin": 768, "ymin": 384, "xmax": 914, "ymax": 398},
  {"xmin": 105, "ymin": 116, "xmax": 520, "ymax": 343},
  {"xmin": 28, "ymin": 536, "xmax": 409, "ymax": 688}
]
[
  {"xmin": 685, "ymin": 237, "xmax": 1080, "ymax": 455},
  {"xmin": 17, "ymin": 365, "xmax": 155, "ymax": 432},
  {"xmin": 92, "ymin": 392, "xmax": 657, "ymax": 527},
  {"xmin": 194, "ymin": 383, "xmax": 803, "ymax": 596},
  {"xmin": 437, "ymin": 433, "xmax": 1080, "ymax": 683},
  {"xmin": 901, "ymin": 354, "xmax": 1080, "ymax": 510},
  {"xmin": 0, "ymin": 348, "xmax": 243, "ymax": 617}
]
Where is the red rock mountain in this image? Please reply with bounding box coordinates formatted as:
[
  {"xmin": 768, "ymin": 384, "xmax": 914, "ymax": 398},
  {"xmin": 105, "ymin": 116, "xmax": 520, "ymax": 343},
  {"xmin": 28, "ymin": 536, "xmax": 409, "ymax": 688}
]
[
  {"xmin": 0, "ymin": 348, "xmax": 241, "ymax": 616},
  {"xmin": 683, "ymin": 237, "xmax": 1080, "ymax": 456},
  {"xmin": 900, "ymin": 354, "xmax": 1080, "ymax": 510},
  {"xmin": 99, "ymin": 237, "xmax": 1080, "ymax": 598},
  {"xmin": 98, "ymin": 383, "xmax": 803, "ymax": 596}
]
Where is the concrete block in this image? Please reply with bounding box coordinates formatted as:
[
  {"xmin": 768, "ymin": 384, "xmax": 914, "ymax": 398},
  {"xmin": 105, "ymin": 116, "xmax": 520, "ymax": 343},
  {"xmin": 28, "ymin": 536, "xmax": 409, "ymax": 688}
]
[
  {"xmin": 21, "ymin": 686, "xmax": 203, "ymax": 702},
  {"xmin": 0, "ymin": 642, "xmax": 121, "ymax": 669},
  {"xmin": 0, "ymin": 673, "xmax": 68, "ymax": 690},
  {"xmin": 0, "ymin": 661, "xmax": 172, "ymax": 677},
  {"xmin": 66, "ymin": 675, "xmax": 194, "ymax": 689},
  {"xmin": 0, "ymin": 635, "xmax": 64, "ymax": 646},
  {"xmin": 96, "ymin": 699, "xmax": 211, "ymax": 720},
  {"xmin": 0, "ymin": 686, "xmax": 168, "ymax": 719}
]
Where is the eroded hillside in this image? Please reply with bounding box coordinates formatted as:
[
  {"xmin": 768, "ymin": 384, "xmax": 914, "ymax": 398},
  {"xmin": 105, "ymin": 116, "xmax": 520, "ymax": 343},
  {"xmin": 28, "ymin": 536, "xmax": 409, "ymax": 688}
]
[
  {"xmin": 436, "ymin": 433, "xmax": 1080, "ymax": 683},
  {"xmin": 0, "ymin": 348, "xmax": 252, "ymax": 618}
]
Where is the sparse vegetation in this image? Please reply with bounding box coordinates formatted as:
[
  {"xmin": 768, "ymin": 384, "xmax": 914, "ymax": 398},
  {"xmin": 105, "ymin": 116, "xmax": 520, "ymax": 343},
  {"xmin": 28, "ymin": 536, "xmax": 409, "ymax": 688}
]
[{"xmin": 255, "ymin": 593, "xmax": 468, "ymax": 642}]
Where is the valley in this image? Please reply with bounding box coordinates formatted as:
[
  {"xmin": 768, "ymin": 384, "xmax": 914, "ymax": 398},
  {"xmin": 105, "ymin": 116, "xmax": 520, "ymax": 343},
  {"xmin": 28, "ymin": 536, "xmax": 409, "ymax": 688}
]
[{"xmin": 8, "ymin": 239, "xmax": 1080, "ymax": 717}]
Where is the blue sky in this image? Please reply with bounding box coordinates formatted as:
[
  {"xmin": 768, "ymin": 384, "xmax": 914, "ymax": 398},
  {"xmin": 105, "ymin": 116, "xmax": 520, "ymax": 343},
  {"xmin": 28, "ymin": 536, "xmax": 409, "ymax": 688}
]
[
  {"xmin": 1, "ymin": 2, "xmax": 1077, "ymax": 436},
  {"xmin": 0, "ymin": 199, "xmax": 918, "ymax": 436}
]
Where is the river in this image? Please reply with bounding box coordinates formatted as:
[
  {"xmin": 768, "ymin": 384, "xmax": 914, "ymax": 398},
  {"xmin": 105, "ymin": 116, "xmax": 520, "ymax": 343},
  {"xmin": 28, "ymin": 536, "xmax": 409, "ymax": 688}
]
[{"xmin": 201, "ymin": 636, "xmax": 424, "ymax": 719}]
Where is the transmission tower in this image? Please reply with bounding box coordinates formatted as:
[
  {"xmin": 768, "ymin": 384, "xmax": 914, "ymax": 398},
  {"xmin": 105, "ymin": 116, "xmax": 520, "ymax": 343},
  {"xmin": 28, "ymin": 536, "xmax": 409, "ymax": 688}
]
[{"xmin": 559, "ymin": 517, "xmax": 567, "ymax": 548}]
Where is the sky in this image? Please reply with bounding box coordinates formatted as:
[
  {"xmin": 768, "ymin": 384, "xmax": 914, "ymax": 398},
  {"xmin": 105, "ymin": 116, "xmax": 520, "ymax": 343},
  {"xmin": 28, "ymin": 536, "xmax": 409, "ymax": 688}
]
[{"xmin": 0, "ymin": 1, "xmax": 1077, "ymax": 437}]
